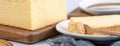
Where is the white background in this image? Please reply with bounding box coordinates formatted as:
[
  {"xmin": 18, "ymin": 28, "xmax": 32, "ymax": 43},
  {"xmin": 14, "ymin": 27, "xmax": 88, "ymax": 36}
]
[{"xmin": 11, "ymin": 0, "xmax": 81, "ymax": 46}]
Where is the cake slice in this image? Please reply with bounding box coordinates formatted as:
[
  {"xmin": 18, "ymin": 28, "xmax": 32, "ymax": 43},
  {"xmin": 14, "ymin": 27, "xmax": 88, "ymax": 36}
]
[{"xmin": 69, "ymin": 15, "xmax": 120, "ymax": 35}]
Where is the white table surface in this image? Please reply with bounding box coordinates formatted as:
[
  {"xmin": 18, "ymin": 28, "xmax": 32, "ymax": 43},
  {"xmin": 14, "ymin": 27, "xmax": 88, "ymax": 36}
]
[{"xmin": 11, "ymin": 0, "xmax": 81, "ymax": 46}]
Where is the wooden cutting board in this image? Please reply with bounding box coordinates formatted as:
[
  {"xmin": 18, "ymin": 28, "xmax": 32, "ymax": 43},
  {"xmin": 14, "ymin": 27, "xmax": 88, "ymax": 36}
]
[
  {"xmin": 0, "ymin": 24, "xmax": 59, "ymax": 44},
  {"xmin": 68, "ymin": 7, "xmax": 93, "ymax": 19}
]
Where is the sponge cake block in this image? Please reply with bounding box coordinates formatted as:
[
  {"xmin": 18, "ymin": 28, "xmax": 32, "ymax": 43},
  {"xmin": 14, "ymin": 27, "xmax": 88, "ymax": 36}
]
[{"xmin": 0, "ymin": 0, "xmax": 66, "ymax": 30}]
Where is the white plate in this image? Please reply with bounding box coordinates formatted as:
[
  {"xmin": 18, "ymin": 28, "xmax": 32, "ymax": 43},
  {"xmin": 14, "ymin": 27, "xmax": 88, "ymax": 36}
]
[
  {"xmin": 79, "ymin": 0, "xmax": 120, "ymax": 15},
  {"xmin": 56, "ymin": 20, "xmax": 120, "ymax": 41}
]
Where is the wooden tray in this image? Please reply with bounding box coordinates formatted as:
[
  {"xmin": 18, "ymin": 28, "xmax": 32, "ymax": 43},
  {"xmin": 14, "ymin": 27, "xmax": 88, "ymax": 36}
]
[
  {"xmin": 0, "ymin": 24, "xmax": 59, "ymax": 44},
  {"xmin": 68, "ymin": 7, "xmax": 93, "ymax": 19}
]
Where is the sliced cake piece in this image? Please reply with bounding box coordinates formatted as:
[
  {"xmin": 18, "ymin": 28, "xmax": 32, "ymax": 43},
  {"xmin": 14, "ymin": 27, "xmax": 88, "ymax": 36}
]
[
  {"xmin": 0, "ymin": 0, "xmax": 66, "ymax": 30},
  {"xmin": 69, "ymin": 20, "xmax": 86, "ymax": 34},
  {"xmin": 69, "ymin": 15, "xmax": 120, "ymax": 35}
]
